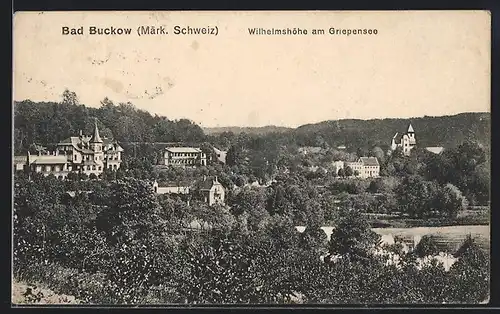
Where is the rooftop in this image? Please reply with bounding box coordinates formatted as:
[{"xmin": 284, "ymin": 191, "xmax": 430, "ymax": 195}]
[
  {"xmin": 166, "ymin": 147, "xmax": 202, "ymax": 153},
  {"xmin": 58, "ymin": 136, "xmax": 123, "ymax": 152},
  {"xmin": 31, "ymin": 155, "xmax": 68, "ymax": 164},
  {"xmin": 198, "ymin": 176, "xmax": 223, "ymax": 190},
  {"xmin": 360, "ymin": 157, "xmax": 380, "ymax": 167},
  {"xmin": 155, "ymin": 180, "xmax": 194, "ymax": 187},
  {"xmin": 425, "ymin": 146, "xmax": 445, "ymax": 154}
]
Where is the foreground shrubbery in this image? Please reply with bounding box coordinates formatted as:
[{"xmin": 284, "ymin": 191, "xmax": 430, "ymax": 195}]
[{"xmin": 13, "ymin": 175, "xmax": 489, "ymax": 304}]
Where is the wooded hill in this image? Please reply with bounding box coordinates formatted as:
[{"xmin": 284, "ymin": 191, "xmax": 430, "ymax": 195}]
[
  {"xmin": 291, "ymin": 113, "xmax": 491, "ymax": 152},
  {"xmin": 14, "ymin": 94, "xmax": 490, "ymax": 156},
  {"xmin": 203, "ymin": 126, "xmax": 292, "ymax": 135}
]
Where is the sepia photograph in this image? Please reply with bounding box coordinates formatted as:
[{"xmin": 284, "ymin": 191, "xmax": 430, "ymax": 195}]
[{"xmin": 12, "ymin": 11, "xmax": 490, "ymax": 305}]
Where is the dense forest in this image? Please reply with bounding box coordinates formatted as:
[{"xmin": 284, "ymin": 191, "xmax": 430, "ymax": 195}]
[
  {"xmin": 14, "ymin": 90, "xmax": 490, "ymax": 155},
  {"xmin": 203, "ymin": 126, "xmax": 293, "ymax": 135}
]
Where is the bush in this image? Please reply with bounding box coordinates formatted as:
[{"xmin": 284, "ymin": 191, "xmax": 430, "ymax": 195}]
[{"xmin": 414, "ymin": 235, "xmax": 439, "ymax": 258}]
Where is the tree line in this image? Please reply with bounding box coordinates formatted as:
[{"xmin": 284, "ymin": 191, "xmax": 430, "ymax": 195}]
[{"xmin": 13, "ymin": 174, "xmax": 489, "ymax": 304}]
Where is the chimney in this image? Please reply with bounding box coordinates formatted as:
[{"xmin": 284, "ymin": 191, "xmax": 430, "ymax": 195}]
[
  {"xmin": 79, "ymin": 130, "xmax": 83, "ymax": 136},
  {"xmin": 215, "ymin": 176, "xmax": 218, "ymax": 182},
  {"xmin": 203, "ymin": 175, "xmax": 207, "ymax": 182}
]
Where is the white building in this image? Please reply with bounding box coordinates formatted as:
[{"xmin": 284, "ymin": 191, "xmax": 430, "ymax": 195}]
[
  {"xmin": 212, "ymin": 147, "xmax": 227, "ymax": 164},
  {"xmin": 14, "ymin": 121, "xmax": 123, "ymax": 179},
  {"xmin": 333, "ymin": 157, "xmax": 380, "ymax": 178},
  {"xmin": 391, "ymin": 123, "xmax": 417, "ymax": 156},
  {"xmin": 163, "ymin": 147, "xmax": 207, "ymax": 167}
]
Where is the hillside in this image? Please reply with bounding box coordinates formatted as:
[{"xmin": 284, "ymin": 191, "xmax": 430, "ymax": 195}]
[
  {"xmin": 203, "ymin": 125, "xmax": 293, "ymax": 135},
  {"xmin": 291, "ymin": 112, "xmax": 491, "ymax": 151},
  {"xmin": 13, "ymin": 96, "xmax": 490, "ymax": 156}
]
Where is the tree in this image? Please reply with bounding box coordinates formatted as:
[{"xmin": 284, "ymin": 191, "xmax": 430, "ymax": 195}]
[
  {"xmin": 61, "ymin": 89, "xmax": 79, "ymax": 106},
  {"xmin": 229, "ymin": 187, "xmax": 270, "ymax": 232},
  {"xmin": 328, "ymin": 210, "xmax": 381, "ymax": 261},
  {"xmin": 299, "ymin": 225, "xmax": 328, "ymax": 253},
  {"xmin": 353, "ymin": 170, "xmax": 360, "ymax": 177},
  {"xmin": 395, "ymin": 175, "xmax": 439, "ymax": 218},
  {"xmin": 414, "ymin": 235, "xmax": 439, "ymax": 258},
  {"xmin": 95, "ymin": 178, "xmax": 164, "ymax": 244},
  {"xmin": 435, "ymin": 183, "xmax": 468, "ymax": 218},
  {"xmin": 337, "ymin": 168, "xmax": 345, "ymax": 178},
  {"xmin": 372, "ymin": 146, "xmax": 386, "ymax": 164},
  {"xmin": 344, "ymin": 166, "xmax": 353, "ymax": 177},
  {"xmin": 448, "ymin": 235, "xmax": 490, "ymax": 303}
]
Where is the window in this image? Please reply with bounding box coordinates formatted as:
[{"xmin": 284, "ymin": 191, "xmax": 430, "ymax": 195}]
[
  {"xmin": 92, "ymin": 165, "xmax": 96, "ymax": 170},
  {"xmin": 87, "ymin": 165, "xmax": 91, "ymax": 171},
  {"xmin": 98, "ymin": 166, "xmax": 102, "ymax": 171}
]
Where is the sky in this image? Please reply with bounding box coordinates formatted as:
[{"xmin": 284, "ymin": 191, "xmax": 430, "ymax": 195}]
[{"xmin": 13, "ymin": 11, "xmax": 490, "ymax": 128}]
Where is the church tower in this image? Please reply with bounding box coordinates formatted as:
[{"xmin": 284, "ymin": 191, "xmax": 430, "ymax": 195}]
[
  {"xmin": 407, "ymin": 123, "xmax": 415, "ymax": 142},
  {"xmin": 89, "ymin": 118, "xmax": 103, "ymax": 152}
]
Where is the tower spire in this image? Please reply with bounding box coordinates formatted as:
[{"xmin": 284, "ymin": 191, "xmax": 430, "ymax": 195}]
[
  {"xmin": 407, "ymin": 123, "xmax": 414, "ymax": 133},
  {"xmin": 90, "ymin": 118, "xmax": 103, "ymax": 143}
]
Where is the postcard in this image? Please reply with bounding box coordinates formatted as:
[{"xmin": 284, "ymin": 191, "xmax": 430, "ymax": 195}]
[{"xmin": 12, "ymin": 11, "xmax": 491, "ymax": 306}]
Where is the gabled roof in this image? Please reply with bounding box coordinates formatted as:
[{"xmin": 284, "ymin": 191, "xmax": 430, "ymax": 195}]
[
  {"xmin": 166, "ymin": 147, "xmax": 202, "ymax": 153},
  {"xmin": 407, "ymin": 123, "xmax": 415, "ymax": 133},
  {"xmin": 58, "ymin": 136, "xmax": 122, "ymax": 153},
  {"xmin": 31, "ymin": 155, "xmax": 68, "ymax": 165},
  {"xmin": 198, "ymin": 176, "xmax": 223, "ymax": 190},
  {"xmin": 213, "ymin": 147, "xmax": 226, "ymax": 154},
  {"xmin": 156, "ymin": 180, "xmax": 194, "ymax": 188},
  {"xmin": 360, "ymin": 157, "xmax": 380, "ymax": 167},
  {"xmin": 425, "ymin": 146, "xmax": 444, "ymax": 154}
]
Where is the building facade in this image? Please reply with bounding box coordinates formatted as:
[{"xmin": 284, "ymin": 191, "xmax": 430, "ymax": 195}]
[
  {"xmin": 14, "ymin": 121, "xmax": 123, "ymax": 179},
  {"xmin": 198, "ymin": 176, "xmax": 225, "ymax": 206},
  {"xmin": 212, "ymin": 147, "xmax": 227, "ymax": 164},
  {"xmin": 391, "ymin": 123, "xmax": 417, "ymax": 156},
  {"xmin": 334, "ymin": 157, "xmax": 380, "ymax": 178},
  {"xmin": 163, "ymin": 147, "xmax": 207, "ymax": 167},
  {"xmin": 151, "ymin": 176, "xmax": 226, "ymax": 206},
  {"xmin": 152, "ymin": 180, "xmax": 191, "ymax": 195}
]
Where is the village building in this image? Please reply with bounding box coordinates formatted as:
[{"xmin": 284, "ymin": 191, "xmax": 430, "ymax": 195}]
[
  {"xmin": 163, "ymin": 147, "xmax": 207, "ymax": 167},
  {"xmin": 390, "ymin": 122, "xmax": 445, "ymax": 156},
  {"xmin": 152, "ymin": 176, "xmax": 226, "ymax": 206},
  {"xmin": 13, "ymin": 121, "xmax": 123, "ymax": 179},
  {"xmin": 390, "ymin": 123, "xmax": 417, "ymax": 156},
  {"xmin": 212, "ymin": 147, "xmax": 227, "ymax": 164},
  {"xmin": 333, "ymin": 157, "xmax": 380, "ymax": 178},
  {"xmin": 197, "ymin": 176, "xmax": 226, "ymax": 206},
  {"xmin": 152, "ymin": 180, "xmax": 192, "ymax": 195}
]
